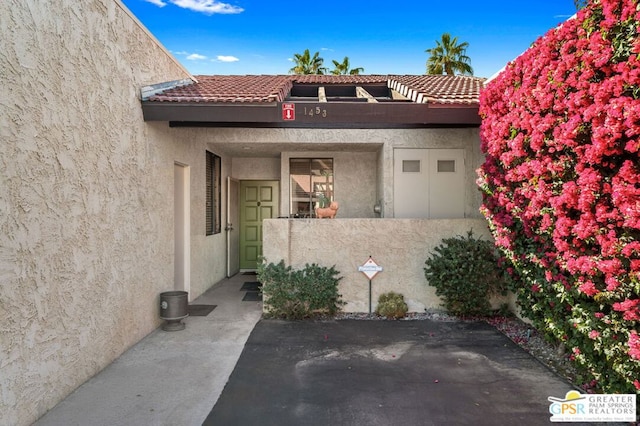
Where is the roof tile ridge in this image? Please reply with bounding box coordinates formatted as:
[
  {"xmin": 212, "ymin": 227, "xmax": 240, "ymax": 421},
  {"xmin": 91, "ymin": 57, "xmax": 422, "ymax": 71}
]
[
  {"xmin": 274, "ymin": 79, "xmax": 293, "ymax": 102},
  {"xmin": 387, "ymin": 77, "xmax": 427, "ymax": 104}
]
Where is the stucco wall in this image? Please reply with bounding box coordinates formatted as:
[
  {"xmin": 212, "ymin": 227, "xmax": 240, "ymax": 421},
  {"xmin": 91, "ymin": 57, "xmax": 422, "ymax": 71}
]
[
  {"xmin": 0, "ymin": 1, "xmax": 219, "ymax": 425},
  {"xmin": 262, "ymin": 218, "xmax": 493, "ymax": 312},
  {"xmin": 231, "ymin": 157, "xmax": 280, "ymax": 180}
]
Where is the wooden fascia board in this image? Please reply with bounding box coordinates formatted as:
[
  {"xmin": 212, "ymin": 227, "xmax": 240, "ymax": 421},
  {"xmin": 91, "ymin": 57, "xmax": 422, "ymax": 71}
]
[
  {"xmin": 424, "ymin": 104, "xmax": 481, "ymax": 125},
  {"xmin": 142, "ymin": 102, "xmax": 278, "ymax": 122},
  {"xmin": 142, "ymin": 101, "xmax": 480, "ymax": 126}
]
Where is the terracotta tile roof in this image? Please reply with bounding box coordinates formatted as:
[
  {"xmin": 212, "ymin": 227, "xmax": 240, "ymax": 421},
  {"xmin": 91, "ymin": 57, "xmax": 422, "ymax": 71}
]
[
  {"xmin": 391, "ymin": 75, "xmax": 484, "ymax": 104},
  {"xmin": 147, "ymin": 74, "xmax": 484, "ymax": 105}
]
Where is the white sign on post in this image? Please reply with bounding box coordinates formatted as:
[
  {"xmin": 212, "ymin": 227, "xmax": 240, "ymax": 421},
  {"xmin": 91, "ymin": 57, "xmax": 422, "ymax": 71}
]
[
  {"xmin": 359, "ymin": 257, "xmax": 382, "ymax": 314},
  {"xmin": 359, "ymin": 257, "xmax": 383, "ymax": 280}
]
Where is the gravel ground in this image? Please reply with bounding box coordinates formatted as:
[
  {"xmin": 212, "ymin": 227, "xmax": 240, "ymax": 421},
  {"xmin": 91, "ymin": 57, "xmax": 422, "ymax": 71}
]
[{"xmin": 334, "ymin": 311, "xmax": 582, "ymax": 391}]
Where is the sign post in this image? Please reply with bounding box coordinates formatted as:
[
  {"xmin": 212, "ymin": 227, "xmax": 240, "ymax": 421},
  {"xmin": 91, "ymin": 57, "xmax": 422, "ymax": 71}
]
[{"xmin": 358, "ymin": 256, "xmax": 383, "ymax": 313}]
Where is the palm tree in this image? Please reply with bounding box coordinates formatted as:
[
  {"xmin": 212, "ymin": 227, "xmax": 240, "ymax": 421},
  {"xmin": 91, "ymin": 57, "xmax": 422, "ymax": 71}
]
[
  {"xmin": 330, "ymin": 57, "xmax": 364, "ymax": 75},
  {"xmin": 289, "ymin": 49, "xmax": 327, "ymax": 75},
  {"xmin": 425, "ymin": 33, "xmax": 473, "ymax": 76}
]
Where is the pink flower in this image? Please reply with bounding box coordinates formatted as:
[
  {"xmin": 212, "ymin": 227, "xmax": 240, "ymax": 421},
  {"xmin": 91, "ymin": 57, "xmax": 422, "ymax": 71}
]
[
  {"xmin": 628, "ymin": 332, "xmax": 640, "ymax": 360},
  {"xmin": 613, "ymin": 299, "xmax": 640, "ymax": 321},
  {"xmin": 478, "ymin": 0, "xmax": 640, "ymax": 385},
  {"xmin": 604, "ymin": 276, "xmax": 620, "ymax": 291}
]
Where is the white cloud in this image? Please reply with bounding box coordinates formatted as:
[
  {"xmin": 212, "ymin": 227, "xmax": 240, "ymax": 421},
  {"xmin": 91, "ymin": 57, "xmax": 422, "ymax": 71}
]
[
  {"xmin": 170, "ymin": 0, "xmax": 244, "ymax": 14},
  {"xmin": 216, "ymin": 55, "xmax": 239, "ymax": 62},
  {"xmin": 321, "ymin": 47, "xmax": 334, "ymax": 52},
  {"xmin": 187, "ymin": 53, "xmax": 208, "ymax": 60},
  {"xmin": 143, "ymin": 0, "xmax": 167, "ymax": 6}
]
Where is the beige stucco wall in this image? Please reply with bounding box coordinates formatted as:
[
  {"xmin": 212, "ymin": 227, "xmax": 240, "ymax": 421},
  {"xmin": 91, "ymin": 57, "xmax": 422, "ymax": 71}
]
[
  {"xmin": 231, "ymin": 157, "xmax": 280, "ymax": 180},
  {"xmin": 1, "ymin": 2, "xmax": 225, "ymax": 425},
  {"xmin": 262, "ymin": 218, "xmax": 493, "ymax": 312}
]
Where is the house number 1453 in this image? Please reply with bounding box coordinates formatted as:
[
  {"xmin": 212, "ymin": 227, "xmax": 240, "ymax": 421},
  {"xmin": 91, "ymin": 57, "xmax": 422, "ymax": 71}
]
[{"xmin": 303, "ymin": 106, "xmax": 327, "ymax": 118}]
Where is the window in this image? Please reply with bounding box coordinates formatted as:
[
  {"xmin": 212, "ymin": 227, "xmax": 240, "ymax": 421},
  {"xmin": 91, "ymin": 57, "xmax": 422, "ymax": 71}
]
[
  {"xmin": 290, "ymin": 158, "xmax": 333, "ymax": 217},
  {"xmin": 402, "ymin": 160, "xmax": 421, "ymax": 173},
  {"xmin": 206, "ymin": 151, "xmax": 221, "ymax": 235},
  {"xmin": 437, "ymin": 160, "xmax": 456, "ymax": 173}
]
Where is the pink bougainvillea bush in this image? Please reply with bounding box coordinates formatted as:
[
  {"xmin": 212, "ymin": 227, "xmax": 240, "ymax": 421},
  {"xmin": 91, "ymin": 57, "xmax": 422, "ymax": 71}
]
[{"xmin": 478, "ymin": 0, "xmax": 640, "ymax": 393}]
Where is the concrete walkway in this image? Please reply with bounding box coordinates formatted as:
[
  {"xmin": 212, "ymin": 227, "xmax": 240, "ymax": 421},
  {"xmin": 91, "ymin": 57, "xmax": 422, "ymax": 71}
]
[{"xmin": 34, "ymin": 273, "xmax": 263, "ymax": 426}]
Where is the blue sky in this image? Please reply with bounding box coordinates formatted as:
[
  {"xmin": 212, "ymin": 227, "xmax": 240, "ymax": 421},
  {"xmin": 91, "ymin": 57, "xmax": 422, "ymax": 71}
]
[{"xmin": 121, "ymin": 0, "xmax": 579, "ymax": 78}]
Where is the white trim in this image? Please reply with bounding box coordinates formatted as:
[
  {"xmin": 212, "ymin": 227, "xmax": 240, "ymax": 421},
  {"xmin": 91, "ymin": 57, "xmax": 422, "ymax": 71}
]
[
  {"xmin": 141, "ymin": 79, "xmax": 194, "ymax": 100},
  {"xmin": 174, "ymin": 163, "xmax": 191, "ymax": 299}
]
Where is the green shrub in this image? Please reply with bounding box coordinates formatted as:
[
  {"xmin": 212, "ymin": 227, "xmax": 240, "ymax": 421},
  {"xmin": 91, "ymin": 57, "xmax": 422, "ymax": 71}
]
[
  {"xmin": 376, "ymin": 292, "xmax": 408, "ymax": 319},
  {"xmin": 424, "ymin": 231, "xmax": 508, "ymax": 316},
  {"xmin": 257, "ymin": 259, "xmax": 344, "ymax": 320}
]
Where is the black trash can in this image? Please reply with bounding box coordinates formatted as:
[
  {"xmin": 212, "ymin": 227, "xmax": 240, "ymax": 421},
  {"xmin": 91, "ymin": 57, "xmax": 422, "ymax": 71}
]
[{"xmin": 160, "ymin": 291, "xmax": 188, "ymax": 331}]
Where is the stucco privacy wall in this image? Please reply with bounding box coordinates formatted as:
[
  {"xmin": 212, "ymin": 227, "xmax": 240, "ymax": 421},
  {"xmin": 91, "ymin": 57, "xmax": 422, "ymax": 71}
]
[
  {"xmin": 0, "ymin": 1, "xmax": 224, "ymax": 425},
  {"xmin": 262, "ymin": 218, "xmax": 493, "ymax": 312}
]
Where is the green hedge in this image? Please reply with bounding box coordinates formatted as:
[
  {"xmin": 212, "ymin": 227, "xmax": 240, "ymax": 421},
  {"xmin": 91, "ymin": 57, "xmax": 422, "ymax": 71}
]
[{"xmin": 258, "ymin": 260, "xmax": 344, "ymax": 320}]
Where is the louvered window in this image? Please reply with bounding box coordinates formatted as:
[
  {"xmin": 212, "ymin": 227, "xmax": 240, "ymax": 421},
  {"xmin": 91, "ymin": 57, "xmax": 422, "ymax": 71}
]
[
  {"xmin": 206, "ymin": 151, "xmax": 221, "ymax": 235},
  {"xmin": 290, "ymin": 158, "xmax": 333, "ymax": 217}
]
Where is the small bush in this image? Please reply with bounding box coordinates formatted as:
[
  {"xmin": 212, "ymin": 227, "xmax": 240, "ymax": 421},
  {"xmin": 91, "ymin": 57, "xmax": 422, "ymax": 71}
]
[
  {"xmin": 376, "ymin": 292, "xmax": 408, "ymax": 319},
  {"xmin": 257, "ymin": 259, "xmax": 344, "ymax": 320},
  {"xmin": 424, "ymin": 231, "xmax": 508, "ymax": 316}
]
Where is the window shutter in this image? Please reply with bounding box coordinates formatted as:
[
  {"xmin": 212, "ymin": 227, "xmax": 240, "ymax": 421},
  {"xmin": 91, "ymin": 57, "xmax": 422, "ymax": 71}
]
[
  {"xmin": 206, "ymin": 151, "xmax": 221, "ymax": 235},
  {"xmin": 206, "ymin": 152, "xmax": 213, "ymax": 235}
]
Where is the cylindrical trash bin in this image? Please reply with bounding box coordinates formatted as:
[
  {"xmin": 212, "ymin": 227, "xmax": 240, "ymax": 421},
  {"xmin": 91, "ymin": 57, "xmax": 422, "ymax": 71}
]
[{"xmin": 160, "ymin": 291, "xmax": 188, "ymax": 331}]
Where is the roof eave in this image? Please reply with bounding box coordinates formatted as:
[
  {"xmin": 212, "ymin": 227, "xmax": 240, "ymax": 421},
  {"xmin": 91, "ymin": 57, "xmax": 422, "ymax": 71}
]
[{"xmin": 141, "ymin": 101, "xmax": 480, "ymax": 127}]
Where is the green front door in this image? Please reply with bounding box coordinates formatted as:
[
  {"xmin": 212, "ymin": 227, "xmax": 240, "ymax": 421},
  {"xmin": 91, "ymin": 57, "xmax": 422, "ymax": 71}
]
[{"xmin": 239, "ymin": 180, "xmax": 280, "ymax": 270}]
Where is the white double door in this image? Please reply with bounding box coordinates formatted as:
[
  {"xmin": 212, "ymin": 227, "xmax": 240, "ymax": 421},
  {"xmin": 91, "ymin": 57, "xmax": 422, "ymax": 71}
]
[{"xmin": 394, "ymin": 148, "xmax": 465, "ymax": 219}]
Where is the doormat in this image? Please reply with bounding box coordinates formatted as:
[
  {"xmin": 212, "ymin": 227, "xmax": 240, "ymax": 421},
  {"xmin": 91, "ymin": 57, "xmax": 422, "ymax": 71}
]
[
  {"xmin": 242, "ymin": 292, "xmax": 262, "ymax": 302},
  {"xmin": 242, "ymin": 272, "xmax": 257, "ymax": 275},
  {"xmin": 241, "ymin": 281, "xmax": 261, "ymax": 292},
  {"xmin": 188, "ymin": 305, "xmax": 217, "ymax": 317}
]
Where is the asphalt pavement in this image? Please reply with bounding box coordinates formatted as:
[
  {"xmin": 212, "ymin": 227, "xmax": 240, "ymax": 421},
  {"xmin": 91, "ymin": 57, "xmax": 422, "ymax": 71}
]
[{"xmin": 205, "ymin": 318, "xmax": 590, "ymax": 426}]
